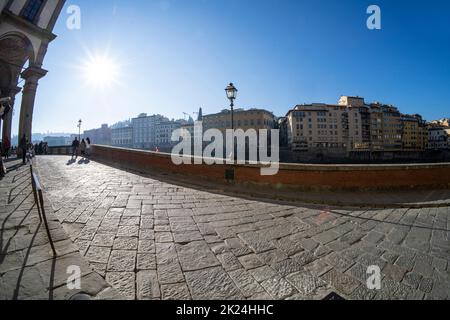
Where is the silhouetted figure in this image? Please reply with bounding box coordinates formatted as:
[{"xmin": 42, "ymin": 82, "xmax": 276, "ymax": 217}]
[
  {"xmin": 71, "ymin": 138, "xmax": 80, "ymax": 159},
  {"xmin": 19, "ymin": 134, "xmax": 27, "ymax": 164},
  {"xmin": 38, "ymin": 141, "xmax": 44, "ymax": 155},
  {"xmin": 3, "ymin": 136, "xmax": 10, "ymax": 159},
  {"xmin": 26, "ymin": 143, "xmax": 34, "ymax": 164},
  {"xmin": 0, "ymin": 141, "xmax": 4, "ymax": 177},
  {"xmin": 80, "ymin": 139, "xmax": 87, "ymax": 158},
  {"xmin": 86, "ymin": 138, "xmax": 91, "ymax": 158}
]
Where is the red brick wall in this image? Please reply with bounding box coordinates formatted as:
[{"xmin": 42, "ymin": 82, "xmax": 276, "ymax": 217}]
[{"xmin": 90, "ymin": 145, "xmax": 450, "ymax": 191}]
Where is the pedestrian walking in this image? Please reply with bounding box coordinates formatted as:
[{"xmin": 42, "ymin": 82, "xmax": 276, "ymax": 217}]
[
  {"xmin": 19, "ymin": 134, "xmax": 27, "ymax": 164},
  {"xmin": 71, "ymin": 137, "xmax": 80, "ymax": 159},
  {"xmin": 0, "ymin": 142, "xmax": 4, "ymax": 177},
  {"xmin": 38, "ymin": 141, "xmax": 44, "ymax": 155},
  {"xmin": 3, "ymin": 136, "xmax": 10, "ymax": 159},
  {"xmin": 80, "ymin": 139, "xmax": 87, "ymax": 158},
  {"xmin": 26, "ymin": 143, "xmax": 33, "ymax": 164},
  {"xmin": 85, "ymin": 138, "xmax": 91, "ymax": 158}
]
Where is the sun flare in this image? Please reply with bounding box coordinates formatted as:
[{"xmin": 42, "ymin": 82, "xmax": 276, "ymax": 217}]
[{"xmin": 81, "ymin": 55, "xmax": 120, "ymax": 89}]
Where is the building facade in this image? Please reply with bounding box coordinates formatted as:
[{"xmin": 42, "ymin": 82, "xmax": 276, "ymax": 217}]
[
  {"xmin": 401, "ymin": 114, "xmax": 428, "ymax": 151},
  {"xmin": 286, "ymin": 103, "xmax": 350, "ymax": 152},
  {"xmin": 111, "ymin": 126, "xmax": 133, "ymax": 148},
  {"xmin": 364, "ymin": 103, "xmax": 403, "ymax": 151},
  {"xmin": 43, "ymin": 135, "xmax": 71, "ymax": 147},
  {"xmin": 155, "ymin": 120, "xmax": 182, "ymax": 147},
  {"xmin": 428, "ymin": 126, "xmax": 449, "ymax": 150},
  {"xmin": 84, "ymin": 124, "xmax": 112, "ymax": 145},
  {"xmin": 0, "ymin": 0, "xmax": 65, "ymax": 145},
  {"xmin": 431, "ymin": 118, "xmax": 450, "ymax": 127},
  {"xmin": 131, "ymin": 113, "xmax": 168, "ymax": 149},
  {"xmin": 286, "ymin": 96, "xmax": 431, "ymax": 154},
  {"xmin": 278, "ymin": 117, "xmax": 288, "ymax": 147},
  {"xmin": 202, "ymin": 108, "xmax": 275, "ymax": 133}
]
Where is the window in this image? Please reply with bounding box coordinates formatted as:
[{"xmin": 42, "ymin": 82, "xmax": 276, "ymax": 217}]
[{"xmin": 21, "ymin": 0, "xmax": 44, "ymax": 23}]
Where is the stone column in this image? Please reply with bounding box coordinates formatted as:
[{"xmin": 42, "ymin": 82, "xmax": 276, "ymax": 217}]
[
  {"xmin": 17, "ymin": 66, "xmax": 47, "ymax": 144},
  {"xmin": 1, "ymin": 86, "xmax": 21, "ymax": 144}
]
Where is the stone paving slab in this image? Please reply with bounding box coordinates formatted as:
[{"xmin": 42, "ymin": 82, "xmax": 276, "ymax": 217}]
[
  {"xmin": 12, "ymin": 155, "xmax": 450, "ymax": 300},
  {"xmin": 0, "ymin": 159, "xmax": 122, "ymax": 300}
]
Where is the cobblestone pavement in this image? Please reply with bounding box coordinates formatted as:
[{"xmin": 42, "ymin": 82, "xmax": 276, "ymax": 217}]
[
  {"xmin": 34, "ymin": 156, "xmax": 450, "ymax": 300},
  {"xmin": 0, "ymin": 159, "xmax": 121, "ymax": 300}
]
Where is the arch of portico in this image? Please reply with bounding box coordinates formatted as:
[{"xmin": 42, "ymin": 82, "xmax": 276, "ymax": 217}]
[{"xmin": 0, "ymin": 0, "xmax": 65, "ymax": 146}]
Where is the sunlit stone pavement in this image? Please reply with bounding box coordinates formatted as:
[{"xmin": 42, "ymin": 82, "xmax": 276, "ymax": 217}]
[
  {"xmin": 23, "ymin": 156, "xmax": 450, "ymax": 299},
  {"xmin": 0, "ymin": 159, "xmax": 120, "ymax": 300}
]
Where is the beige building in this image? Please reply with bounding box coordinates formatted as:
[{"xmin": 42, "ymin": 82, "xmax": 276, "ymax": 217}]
[
  {"xmin": 401, "ymin": 114, "xmax": 428, "ymax": 151},
  {"xmin": 286, "ymin": 96, "xmax": 427, "ymax": 153},
  {"xmin": 0, "ymin": 0, "xmax": 65, "ymax": 144},
  {"xmin": 431, "ymin": 118, "xmax": 450, "ymax": 127},
  {"xmin": 286, "ymin": 96, "xmax": 371, "ymax": 152},
  {"xmin": 202, "ymin": 108, "xmax": 275, "ymax": 133},
  {"xmin": 287, "ymin": 103, "xmax": 348, "ymax": 151},
  {"xmin": 369, "ymin": 103, "xmax": 403, "ymax": 151},
  {"xmin": 338, "ymin": 96, "xmax": 371, "ymax": 150}
]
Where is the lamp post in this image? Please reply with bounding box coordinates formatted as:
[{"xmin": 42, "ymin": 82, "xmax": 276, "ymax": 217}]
[
  {"xmin": 225, "ymin": 83, "xmax": 238, "ymax": 130},
  {"xmin": 77, "ymin": 119, "xmax": 82, "ymax": 141},
  {"xmin": 225, "ymin": 83, "xmax": 238, "ymax": 161}
]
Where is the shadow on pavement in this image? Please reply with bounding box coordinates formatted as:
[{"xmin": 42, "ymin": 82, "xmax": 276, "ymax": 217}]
[{"xmin": 78, "ymin": 158, "xmax": 90, "ymax": 165}]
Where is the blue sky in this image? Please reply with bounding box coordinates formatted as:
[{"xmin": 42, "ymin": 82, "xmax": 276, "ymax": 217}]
[{"xmin": 12, "ymin": 0, "xmax": 450, "ymax": 134}]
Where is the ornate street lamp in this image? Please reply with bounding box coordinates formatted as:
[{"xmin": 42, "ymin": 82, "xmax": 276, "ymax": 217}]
[
  {"xmin": 225, "ymin": 83, "xmax": 238, "ymax": 130},
  {"xmin": 77, "ymin": 119, "xmax": 82, "ymax": 140}
]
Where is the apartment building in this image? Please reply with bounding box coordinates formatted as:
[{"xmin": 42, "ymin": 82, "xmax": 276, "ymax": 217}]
[
  {"xmin": 202, "ymin": 108, "xmax": 275, "ymax": 133},
  {"xmin": 286, "ymin": 103, "xmax": 349, "ymax": 151},
  {"xmin": 111, "ymin": 126, "xmax": 133, "ymax": 148},
  {"xmin": 131, "ymin": 113, "xmax": 168, "ymax": 149},
  {"xmin": 286, "ymin": 96, "xmax": 431, "ymax": 153},
  {"xmin": 286, "ymin": 96, "xmax": 371, "ymax": 152},
  {"xmin": 365, "ymin": 103, "xmax": 403, "ymax": 151},
  {"xmin": 278, "ymin": 117, "xmax": 289, "ymax": 147},
  {"xmin": 341, "ymin": 97, "xmax": 409, "ymax": 151},
  {"xmin": 401, "ymin": 115, "xmax": 428, "ymax": 151},
  {"xmin": 338, "ymin": 96, "xmax": 371, "ymax": 150},
  {"xmin": 155, "ymin": 121, "xmax": 182, "ymax": 146},
  {"xmin": 428, "ymin": 125, "xmax": 449, "ymax": 150},
  {"xmin": 431, "ymin": 118, "xmax": 450, "ymax": 127},
  {"xmin": 84, "ymin": 124, "xmax": 112, "ymax": 145},
  {"xmin": 369, "ymin": 107, "xmax": 384, "ymax": 151}
]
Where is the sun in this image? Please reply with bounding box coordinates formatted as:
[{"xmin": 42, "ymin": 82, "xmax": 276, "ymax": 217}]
[{"xmin": 81, "ymin": 55, "xmax": 120, "ymax": 89}]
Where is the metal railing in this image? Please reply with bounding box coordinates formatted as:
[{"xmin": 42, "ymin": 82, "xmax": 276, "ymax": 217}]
[{"xmin": 30, "ymin": 164, "xmax": 57, "ymax": 256}]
